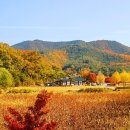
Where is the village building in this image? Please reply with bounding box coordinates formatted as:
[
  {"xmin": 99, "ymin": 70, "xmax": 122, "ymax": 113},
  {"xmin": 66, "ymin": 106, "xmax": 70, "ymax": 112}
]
[
  {"xmin": 55, "ymin": 76, "xmax": 85, "ymax": 86},
  {"xmin": 45, "ymin": 76, "xmax": 85, "ymax": 86}
]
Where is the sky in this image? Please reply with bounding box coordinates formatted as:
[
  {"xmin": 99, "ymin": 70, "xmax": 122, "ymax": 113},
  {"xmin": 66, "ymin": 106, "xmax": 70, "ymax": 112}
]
[{"xmin": 0, "ymin": 0, "xmax": 130, "ymax": 46}]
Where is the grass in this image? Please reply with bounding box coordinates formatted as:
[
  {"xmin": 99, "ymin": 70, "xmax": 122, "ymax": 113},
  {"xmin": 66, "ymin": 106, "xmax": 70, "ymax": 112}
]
[
  {"xmin": 4, "ymin": 85, "xmax": 115, "ymax": 94},
  {"xmin": 5, "ymin": 86, "xmax": 88, "ymax": 94},
  {"xmin": 0, "ymin": 86, "xmax": 130, "ymax": 130},
  {"xmin": 4, "ymin": 85, "xmax": 130, "ymax": 94}
]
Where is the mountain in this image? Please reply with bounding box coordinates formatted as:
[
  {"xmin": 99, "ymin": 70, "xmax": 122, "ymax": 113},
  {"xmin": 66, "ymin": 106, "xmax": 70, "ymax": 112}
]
[
  {"xmin": 89, "ymin": 40, "xmax": 130, "ymax": 54},
  {"xmin": 62, "ymin": 42, "xmax": 130, "ymax": 75},
  {"xmin": 12, "ymin": 39, "xmax": 130, "ymax": 75},
  {"xmin": 12, "ymin": 39, "xmax": 130, "ymax": 54},
  {"xmin": 12, "ymin": 40, "xmax": 86, "ymax": 50}
]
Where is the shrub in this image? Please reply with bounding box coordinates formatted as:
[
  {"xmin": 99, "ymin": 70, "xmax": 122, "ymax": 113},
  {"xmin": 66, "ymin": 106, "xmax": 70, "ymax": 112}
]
[
  {"xmin": 14, "ymin": 77, "xmax": 22, "ymax": 87},
  {"xmin": 0, "ymin": 68, "xmax": 14, "ymax": 87},
  {"xmin": 23, "ymin": 77, "xmax": 35, "ymax": 86},
  {"xmin": 35, "ymin": 80, "xmax": 43, "ymax": 86},
  {"xmin": 4, "ymin": 90, "xmax": 56, "ymax": 130},
  {"xmin": 7, "ymin": 89, "xmax": 37, "ymax": 94},
  {"xmin": 78, "ymin": 88, "xmax": 107, "ymax": 93},
  {"xmin": 105, "ymin": 77, "xmax": 113, "ymax": 83},
  {"xmin": 0, "ymin": 89, "xmax": 4, "ymax": 94}
]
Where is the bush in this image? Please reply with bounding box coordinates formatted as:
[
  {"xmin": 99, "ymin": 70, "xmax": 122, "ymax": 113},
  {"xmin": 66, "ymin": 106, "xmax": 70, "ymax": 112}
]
[
  {"xmin": 0, "ymin": 68, "xmax": 14, "ymax": 87},
  {"xmin": 23, "ymin": 77, "xmax": 35, "ymax": 86},
  {"xmin": 14, "ymin": 77, "xmax": 22, "ymax": 87},
  {"xmin": 4, "ymin": 90, "xmax": 56, "ymax": 130},
  {"xmin": 78, "ymin": 88, "xmax": 107, "ymax": 93},
  {"xmin": 116, "ymin": 86, "xmax": 130, "ymax": 89},
  {"xmin": 0, "ymin": 89, "xmax": 4, "ymax": 94},
  {"xmin": 7, "ymin": 88, "xmax": 37, "ymax": 94},
  {"xmin": 35, "ymin": 80, "xmax": 43, "ymax": 86}
]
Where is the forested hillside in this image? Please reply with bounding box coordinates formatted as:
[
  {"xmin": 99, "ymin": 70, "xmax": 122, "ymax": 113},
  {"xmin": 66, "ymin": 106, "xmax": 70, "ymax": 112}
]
[
  {"xmin": 12, "ymin": 39, "xmax": 130, "ymax": 75},
  {"xmin": 89, "ymin": 40, "xmax": 130, "ymax": 54},
  {"xmin": 12, "ymin": 40, "xmax": 130, "ymax": 54},
  {"xmin": 63, "ymin": 43, "xmax": 130, "ymax": 75},
  {"xmin": 0, "ymin": 43, "xmax": 67, "ymax": 86}
]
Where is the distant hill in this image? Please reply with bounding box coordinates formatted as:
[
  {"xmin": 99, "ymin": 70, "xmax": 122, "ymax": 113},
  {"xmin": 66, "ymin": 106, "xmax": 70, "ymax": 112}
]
[
  {"xmin": 12, "ymin": 39, "xmax": 130, "ymax": 54},
  {"xmin": 89, "ymin": 40, "xmax": 130, "ymax": 54},
  {"xmin": 12, "ymin": 40, "xmax": 86, "ymax": 50},
  {"xmin": 12, "ymin": 39, "xmax": 130, "ymax": 75},
  {"xmin": 62, "ymin": 42, "xmax": 130, "ymax": 75}
]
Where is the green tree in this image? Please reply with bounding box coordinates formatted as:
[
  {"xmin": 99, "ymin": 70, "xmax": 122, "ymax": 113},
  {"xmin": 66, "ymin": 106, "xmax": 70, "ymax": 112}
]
[{"xmin": 0, "ymin": 68, "xmax": 14, "ymax": 87}]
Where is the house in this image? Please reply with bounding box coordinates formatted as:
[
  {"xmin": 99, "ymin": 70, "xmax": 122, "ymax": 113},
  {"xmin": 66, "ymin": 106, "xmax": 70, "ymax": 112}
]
[
  {"xmin": 74, "ymin": 76, "xmax": 85, "ymax": 86},
  {"xmin": 54, "ymin": 76, "xmax": 85, "ymax": 86}
]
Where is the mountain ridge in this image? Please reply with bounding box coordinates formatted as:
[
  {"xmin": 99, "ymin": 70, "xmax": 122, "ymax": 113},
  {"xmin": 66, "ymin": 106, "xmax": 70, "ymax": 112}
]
[
  {"xmin": 12, "ymin": 39, "xmax": 130, "ymax": 54},
  {"xmin": 12, "ymin": 39, "xmax": 86, "ymax": 50},
  {"xmin": 12, "ymin": 39, "xmax": 130, "ymax": 75}
]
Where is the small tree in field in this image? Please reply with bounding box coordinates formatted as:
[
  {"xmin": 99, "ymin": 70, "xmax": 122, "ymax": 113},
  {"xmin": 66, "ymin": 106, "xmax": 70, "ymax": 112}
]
[
  {"xmin": 4, "ymin": 90, "xmax": 56, "ymax": 130},
  {"xmin": 0, "ymin": 68, "xmax": 13, "ymax": 87}
]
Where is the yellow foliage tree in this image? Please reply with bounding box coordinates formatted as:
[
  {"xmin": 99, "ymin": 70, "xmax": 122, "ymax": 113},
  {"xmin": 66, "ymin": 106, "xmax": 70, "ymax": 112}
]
[
  {"xmin": 81, "ymin": 68, "xmax": 90, "ymax": 78},
  {"xmin": 120, "ymin": 70, "xmax": 129, "ymax": 87},
  {"xmin": 128, "ymin": 72, "xmax": 130, "ymax": 82},
  {"xmin": 112, "ymin": 71, "xmax": 121, "ymax": 85},
  {"xmin": 96, "ymin": 71, "xmax": 105, "ymax": 84}
]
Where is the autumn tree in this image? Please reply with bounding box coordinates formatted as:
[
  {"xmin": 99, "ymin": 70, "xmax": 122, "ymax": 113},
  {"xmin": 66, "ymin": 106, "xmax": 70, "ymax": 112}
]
[
  {"xmin": 88, "ymin": 73, "xmax": 97, "ymax": 83},
  {"xmin": 0, "ymin": 43, "xmax": 67, "ymax": 86},
  {"xmin": 111, "ymin": 71, "xmax": 121, "ymax": 85},
  {"xmin": 81, "ymin": 68, "xmax": 90, "ymax": 81},
  {"xmin": 43, "ymin": 50, "xmax": 68, "ymax": 69},
  {"xmin": 128, "ymin": 72, "xmax": 130, "ymax": 82},
  {"xmin": 120, "ymin": 70, "xmax": 129, "ymax": 87},
  {"xmin": 105, "ymin": 77, "xmax": 113, "ymax": 83},
  {"xmin": 96, "ymin": 71, "xmax": 105, "ymax": 84},
  {"xmin": 65, "ymin": 68, "xmax": 73, "ymax": 76}
]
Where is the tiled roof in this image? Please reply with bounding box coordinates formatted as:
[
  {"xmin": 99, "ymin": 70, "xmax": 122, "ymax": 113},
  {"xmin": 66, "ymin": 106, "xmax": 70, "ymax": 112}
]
[{"xmin": 57, "ymin": 76, "xmax": 85, "ymax": 82}]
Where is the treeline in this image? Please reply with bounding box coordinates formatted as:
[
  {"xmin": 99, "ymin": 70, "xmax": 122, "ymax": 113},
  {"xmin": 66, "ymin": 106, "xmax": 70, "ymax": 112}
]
[
  {"xmin": 1, "ymin": 42, "xmax": 130, "ymax": 87},
  {"xmin": 13, "ymin": 40, "xmax": 130, "ymax": 76},
  {"xmin": 0, "ymin": 43, "xmax": 67, "ymax": 87},
  {"xmin": 81, "ymin": 68, "xmax": 130, "ymax": 85},
  {"xmin": 63, "ymin": 43, "xmax": 130, "ymax": 75}
]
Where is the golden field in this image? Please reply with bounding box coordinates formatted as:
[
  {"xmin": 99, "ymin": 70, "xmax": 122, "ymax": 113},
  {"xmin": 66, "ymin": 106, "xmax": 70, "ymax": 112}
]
[{"xmin": 0, "ymin": 86, "xmax": 130, "ymax": 130}]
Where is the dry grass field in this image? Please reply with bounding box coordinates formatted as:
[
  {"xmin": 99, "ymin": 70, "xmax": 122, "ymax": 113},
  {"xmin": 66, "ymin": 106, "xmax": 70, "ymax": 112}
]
[{"xmin": 0, "ymin": 86, "xmax": 130, "ymax": 130}]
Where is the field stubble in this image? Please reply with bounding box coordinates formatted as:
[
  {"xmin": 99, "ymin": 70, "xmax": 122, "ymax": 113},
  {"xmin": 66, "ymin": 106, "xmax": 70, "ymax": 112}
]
[{"xmin": 0, "ymin": 89, "xmax": 130, "ymax": 130}]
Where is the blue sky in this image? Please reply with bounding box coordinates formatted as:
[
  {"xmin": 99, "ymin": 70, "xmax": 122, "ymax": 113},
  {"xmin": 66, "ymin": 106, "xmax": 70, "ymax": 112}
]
[{"xmin": 0, "ymin": 0, "xmax": 130, "ymax": 46}]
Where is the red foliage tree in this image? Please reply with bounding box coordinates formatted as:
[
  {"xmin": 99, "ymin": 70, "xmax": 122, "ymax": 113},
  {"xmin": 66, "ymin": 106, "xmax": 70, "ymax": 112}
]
[
  {"xmin": 105, "ymin": 77, "xmax": 113, "ymax": 83},
  {"xmin": 88, "ymin": 73, "xmax": 97, "ymax": 83},
  {"xmin": 4, "ymin": 90, "xmax": 56, "ymax": 130}
]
